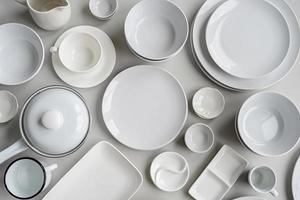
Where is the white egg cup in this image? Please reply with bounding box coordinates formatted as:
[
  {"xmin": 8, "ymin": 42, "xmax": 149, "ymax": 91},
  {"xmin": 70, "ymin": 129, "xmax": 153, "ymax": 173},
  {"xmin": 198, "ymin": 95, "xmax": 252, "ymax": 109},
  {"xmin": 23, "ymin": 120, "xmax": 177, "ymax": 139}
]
[{"xmin": 89, "ymin": 0, "xmax": 118, "ymax": 20}]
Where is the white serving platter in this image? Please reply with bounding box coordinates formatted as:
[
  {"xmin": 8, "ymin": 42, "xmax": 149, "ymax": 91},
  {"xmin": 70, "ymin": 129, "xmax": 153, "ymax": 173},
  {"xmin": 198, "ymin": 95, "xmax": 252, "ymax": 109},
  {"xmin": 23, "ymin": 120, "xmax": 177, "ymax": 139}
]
[
  {"xmin": 189, "ymin": 145, "xmax": 248, "ymax": 200},
  {"xmin": 43, "ymin": 141, "xmax": 143, "ymax": 200}
]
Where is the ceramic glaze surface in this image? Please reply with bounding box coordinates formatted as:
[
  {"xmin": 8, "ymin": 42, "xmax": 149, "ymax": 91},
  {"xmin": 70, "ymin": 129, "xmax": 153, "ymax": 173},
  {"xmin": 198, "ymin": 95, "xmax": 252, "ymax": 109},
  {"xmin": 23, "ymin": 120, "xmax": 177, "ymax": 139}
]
[
  {"xmin": 191, "ymin": 0, "xmax": 300, "ymax": 90},
  {"xmin": 89, "ymin": 0, "xmax": 118, "ymax": 19},
  {"xmin": 125, "ymin": 0, "xmax": 188, "ymax": 60},
  {"xmin": 237, "ymin": 92, "xmax": 300, "ymax": 156},
  {"xmin": 0, "ymin": 23, "xmax": 44, "ymax": 85},
  {"xmin": 0, "ymin": 91, "xmax": 18, "ymax": 123},
  {"xmin": 21, "ymin": 87, "xmax": 90, "ymax": 155},
  {"xmin": 206, "ymin": 0, "xmax": 290, "ymax": 79},
  {"xmin": 102, "ymin": 65, "xmax": 187, "ymax": 150}
]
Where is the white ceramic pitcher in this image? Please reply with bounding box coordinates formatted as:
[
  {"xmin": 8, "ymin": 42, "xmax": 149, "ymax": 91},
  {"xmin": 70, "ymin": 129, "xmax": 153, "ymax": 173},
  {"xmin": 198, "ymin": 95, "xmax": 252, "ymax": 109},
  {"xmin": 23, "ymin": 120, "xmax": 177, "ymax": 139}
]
[{"xmin": 15, "ymin": 0, "xmax": 71, "ymax": 30}]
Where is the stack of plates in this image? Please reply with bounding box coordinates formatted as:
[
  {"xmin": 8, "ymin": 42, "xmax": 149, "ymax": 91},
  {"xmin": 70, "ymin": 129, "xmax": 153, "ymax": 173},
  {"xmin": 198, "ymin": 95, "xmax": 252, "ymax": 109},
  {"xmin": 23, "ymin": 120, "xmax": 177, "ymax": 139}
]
[{"xmin": 191, "ymin": 0, "xmax": 300, "ymax": 91}]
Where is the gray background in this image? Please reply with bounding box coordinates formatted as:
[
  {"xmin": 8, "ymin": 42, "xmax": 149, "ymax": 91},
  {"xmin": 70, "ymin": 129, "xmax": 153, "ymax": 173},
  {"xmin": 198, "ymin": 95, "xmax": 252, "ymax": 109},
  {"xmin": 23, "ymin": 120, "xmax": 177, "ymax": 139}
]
[{"xmin": 0, "ymin": 0, "xmax": 300, "ymax": 199}]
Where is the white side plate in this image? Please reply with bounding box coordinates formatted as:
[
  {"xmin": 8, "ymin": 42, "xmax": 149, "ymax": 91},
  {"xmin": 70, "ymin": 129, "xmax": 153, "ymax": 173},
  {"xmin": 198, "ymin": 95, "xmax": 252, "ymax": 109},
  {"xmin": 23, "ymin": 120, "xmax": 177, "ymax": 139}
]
[
  {"xmin": 292, "ymin": 154, "xmax": 300, "ymax": 200},
  {"xmin": 102, "ymin": 65, "xmax": 187, "ymax": 150},
  {"xmin": 43, "ymin": 141, "xmax": 143, "ymax": 200},
  {"xmin": 189, "ymin": 145, "xmax": 248, "ymax": 200},
  {"xmin": 232, "ymin": 197, "xmax": 266, "ymax": 200}
]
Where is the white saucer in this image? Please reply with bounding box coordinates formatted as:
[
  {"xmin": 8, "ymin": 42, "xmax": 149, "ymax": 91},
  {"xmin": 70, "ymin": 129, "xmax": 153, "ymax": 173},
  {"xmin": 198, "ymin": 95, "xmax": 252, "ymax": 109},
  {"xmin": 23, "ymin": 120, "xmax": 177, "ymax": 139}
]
[
  {"xmin": 206, "ymin": 0, "xmax": 290, "ymax": 79},
  {"xmin": 102, "ymin": 65, "xmax": 187, "ymax": 150},
  {"xmin": 191, "ymin": 0, "xmax": 300, "ymax": 91},
  {"xmin": 52, "ymin": 26, "xmax": 116, "ymax": 88},
  {"xmin": 150, "ymin": 152, "xmax": 189, "ymax": 192}
]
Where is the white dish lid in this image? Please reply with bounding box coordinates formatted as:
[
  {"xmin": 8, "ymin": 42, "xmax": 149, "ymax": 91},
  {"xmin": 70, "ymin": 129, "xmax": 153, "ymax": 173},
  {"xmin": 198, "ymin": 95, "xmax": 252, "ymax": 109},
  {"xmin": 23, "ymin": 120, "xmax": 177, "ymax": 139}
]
[{"xmin": 20, "ymin": 86, "xmax": 90, "ymax": 156}]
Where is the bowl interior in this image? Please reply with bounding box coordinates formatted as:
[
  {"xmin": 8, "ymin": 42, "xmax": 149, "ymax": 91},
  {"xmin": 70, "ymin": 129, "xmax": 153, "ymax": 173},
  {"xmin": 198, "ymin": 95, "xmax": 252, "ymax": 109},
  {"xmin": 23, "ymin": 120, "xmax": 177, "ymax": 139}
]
[
  {"xmin": 59, "ymin": 32, "xmax": 101, "ymax": 72},
  {"xmin": 0, "ymin": 24, "xmax": 43, "ymax": 85},
  {"xmin": 238, "ymin": 92, "xmax": 300, "ymax": 156},
  {"xmin": 125, "ymin": 0, "xmax": 188, "ymax": 60},
  {"xmin": 90, "ymin": 0, "xmax": 117, "ymax": 18},
  {"xmin": 185, "ymin": 124, "xmax": 214, "ymax": 153}
]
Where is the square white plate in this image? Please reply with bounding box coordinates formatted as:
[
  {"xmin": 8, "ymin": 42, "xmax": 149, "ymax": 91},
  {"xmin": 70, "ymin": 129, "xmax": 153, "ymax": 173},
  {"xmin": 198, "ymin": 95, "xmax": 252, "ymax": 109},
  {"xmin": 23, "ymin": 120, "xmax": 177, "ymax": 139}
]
[
  {"xmin": 43, "ymin": 141, "xmax": 143, "ymax": 200},
  {"xmin": 189, "ymin": 145, "xmax": 248, "ymax": 200}
]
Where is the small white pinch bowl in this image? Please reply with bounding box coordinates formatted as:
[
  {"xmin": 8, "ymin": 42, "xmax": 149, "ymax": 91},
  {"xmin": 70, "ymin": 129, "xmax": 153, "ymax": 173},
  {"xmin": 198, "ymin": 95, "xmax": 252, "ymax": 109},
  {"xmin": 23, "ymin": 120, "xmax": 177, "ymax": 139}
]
[
  {"xmin": 192, "ymin": 87, "xmax": 225, "ymax": 119},
  {"xmin": 150, "ymin": 152, "xmax": 189, "ymax": 192},
  {"xmin": 185, "ymin": 123, "xmax": 214, "ymax": 153},
  {"xmin": 0, "ymin": 90, "xmax": 19, "ymax": 123},
  {"xmin": 50, "ymin": 32, "xmax": 102, "ymax": 73},
  {"xmin": 89, "ymin": 0, "xmax": 118, "ymax": 20},
  {"xmin": 125, "ymin": 0, "xmax": 189, "ymax": 61}
]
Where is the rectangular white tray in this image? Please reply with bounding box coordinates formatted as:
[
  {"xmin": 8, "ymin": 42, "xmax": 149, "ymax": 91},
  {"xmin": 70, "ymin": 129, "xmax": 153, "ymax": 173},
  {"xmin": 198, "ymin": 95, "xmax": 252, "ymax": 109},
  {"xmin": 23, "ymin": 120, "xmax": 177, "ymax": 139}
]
[
  {"xmin": 43, "ymin": 141, "xmax": 143, "ymax": 200},
  {"xmin": 189, "ymin": 145, "xmax": 248, "ymax": 200}
]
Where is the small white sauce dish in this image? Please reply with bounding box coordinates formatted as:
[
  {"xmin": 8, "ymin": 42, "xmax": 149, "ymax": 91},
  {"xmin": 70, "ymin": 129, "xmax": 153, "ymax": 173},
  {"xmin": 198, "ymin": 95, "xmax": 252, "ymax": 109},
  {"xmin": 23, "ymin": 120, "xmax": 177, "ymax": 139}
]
[
  {"xmin": 0, "ymin": 90, "xmax": 18, "ymax": 123},
  {"xmin": 192, "ymin": 87, "xmax": 225, "ymax": 119},
  {"xmin": 125, "ymin": 0, "xmax": 189, "ymax": 61},
  {"xmin": 185, "ymin": 123, "xmax": 214, "ymax": 153},
  {"xmin": 89, "ymin": 0, "xmax": 118, "ymax": 20},
  {"xmin": 150, "ymin": 152, "xmax": 189, "ymax": 192},
  {"xmin": 50, "ymin": 32, "xmax": 102, "ymax": 73}
]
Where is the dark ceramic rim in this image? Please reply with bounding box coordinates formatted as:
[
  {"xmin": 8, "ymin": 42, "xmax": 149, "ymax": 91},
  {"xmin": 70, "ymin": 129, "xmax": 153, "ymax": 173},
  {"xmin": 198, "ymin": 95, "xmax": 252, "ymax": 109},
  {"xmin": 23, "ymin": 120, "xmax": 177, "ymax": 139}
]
[{"xmin": 4, "ymin": 157, "xmax": 46, "ymax": 199}]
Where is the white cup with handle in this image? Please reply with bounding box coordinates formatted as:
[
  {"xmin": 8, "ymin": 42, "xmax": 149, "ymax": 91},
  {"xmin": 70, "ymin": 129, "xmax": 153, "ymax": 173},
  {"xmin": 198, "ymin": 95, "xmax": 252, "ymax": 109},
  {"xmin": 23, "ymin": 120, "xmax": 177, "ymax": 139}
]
[
  {"xmin": 248, "ymin": 166, "xmax": 279, "ymax": 197},
  {"xmin": 4, "ymin": 157, "xmax": 57, "ymax": 199},
  {"xmin": 14, "ymin": 0, "xmax": 71, "ymax": 30}
]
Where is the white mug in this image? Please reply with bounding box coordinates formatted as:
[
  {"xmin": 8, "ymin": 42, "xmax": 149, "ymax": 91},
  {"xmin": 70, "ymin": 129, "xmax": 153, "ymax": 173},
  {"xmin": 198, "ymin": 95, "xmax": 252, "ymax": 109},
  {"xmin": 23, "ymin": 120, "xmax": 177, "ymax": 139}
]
[
  {"xmin": 4, "ymin": 157, "xmax": 57, "ymax": 199},
  {"xmin": 248, "ymin": 166, "xmax": 279, "ymax": 197},
  {"xmin": 14, "ymin": 0, "xmax": 71, "ymax": 30}
]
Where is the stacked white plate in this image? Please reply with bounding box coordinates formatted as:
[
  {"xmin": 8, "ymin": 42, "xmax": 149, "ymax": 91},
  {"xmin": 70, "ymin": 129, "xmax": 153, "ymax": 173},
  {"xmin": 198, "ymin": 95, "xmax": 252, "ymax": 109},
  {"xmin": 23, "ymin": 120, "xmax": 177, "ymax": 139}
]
[{"xmin": 191, "ymin": 0, "xmax": 300, "ymax": 91}]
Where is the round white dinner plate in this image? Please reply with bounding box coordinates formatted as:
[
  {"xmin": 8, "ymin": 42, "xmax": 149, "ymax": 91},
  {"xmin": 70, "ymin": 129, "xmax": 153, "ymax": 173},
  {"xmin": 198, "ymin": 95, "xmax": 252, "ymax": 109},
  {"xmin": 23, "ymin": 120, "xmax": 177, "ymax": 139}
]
[
  {"xmin": 206, "ymin": 0, "xmax": 290, "ymax": 79},
  {"xmin": 237, "ymin": 92, "xmax": 300, "ymax": 157},
  {"xmin": 0, "ymin": 23, "xmax": 44, "ymax": 85},
  {"xmin": 102, "ymin": 65, "xmax": 187, "ymax": 150},
  {"xmin": 293, "ymin": 155, "xmax": 300, "ymax": 200},
  {"xmin": 52, "ymin": 26, "xmax": 116, "ymax": 88},
  {"xmin": 125, "ymin": 0, "xmax": 188, "ymax": 61},
  {"xmin": 191, "ymin": 0, "xmax": 300, "ymax": 91}
]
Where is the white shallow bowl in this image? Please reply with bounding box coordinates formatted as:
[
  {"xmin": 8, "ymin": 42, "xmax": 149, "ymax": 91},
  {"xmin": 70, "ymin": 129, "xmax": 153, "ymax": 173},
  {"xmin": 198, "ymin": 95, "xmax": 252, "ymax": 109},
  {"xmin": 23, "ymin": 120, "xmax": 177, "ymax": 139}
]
[
  {"xmin": 192, "ymin": 87, "xmax": 225, "ymax": 119},
  {"xmin": 185, "ymin": 123, "xmax": 214, "ymax": 153},
  {"xmin": 125, "ymin": 0, "xmax": 189, "ymax": 61},
  {"xmin": 150, "ymin": 152, "xmax": 189, "ymax": 192},
  {"xmin": 0, "ymin": 23, "xmax": 44, "ymax": 85},
  {"xmin": 89, "ymin": 0, "xmax": 118, "ymax": 20},
  {"xmin": 237, "ymin": 92, "xmax": 300, "ymax": 157},
  {"xmin": 51, "ymin": 32, "xmax": 102, "ymax": 73},
  {"xmin": 0, "ymin": 90, "xmax": 18, "ymax": 123}
]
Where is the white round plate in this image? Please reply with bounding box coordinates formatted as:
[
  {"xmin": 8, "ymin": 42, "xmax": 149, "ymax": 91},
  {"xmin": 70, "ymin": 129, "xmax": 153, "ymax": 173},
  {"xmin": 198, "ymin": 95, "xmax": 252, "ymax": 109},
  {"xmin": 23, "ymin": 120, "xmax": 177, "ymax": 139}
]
[
  {"xmin": 237, "ymin": 92, "xmax": 300, "ymax": 157},
  {"xmin": 0, "ymin": 23, "xmax": 44, "ymax": 85},
  {"xmin": 150, "ymin": 152, "xmax": 189, "ymax": 192},
  {"xmin": 52, "ymin": 26, "xmax": 116, "ymax": 88},
  {"xmin": 292, "ymin": 154, "xmax": 300, "ymax": 200},
  {"xmin": 125, "ymin": 0, "xmax": 188, "ymax": 61},
  {"xmin": 102, "ymin": 65, "xmax": 187, "ymax": 150},
  {"xmin": 192, "ymin": 87, "xmax": 225, "ymax": 119},
  {"xmin": 191, "ymin": 0, "xmax": 300, "ymax": 91},
  {"xmin": 206, "ymin": 0, "xmax": 290, "ymax": 79},
  {"xmin": 0, "ymin": 90, "xmax": 18, "ymax": 123}
]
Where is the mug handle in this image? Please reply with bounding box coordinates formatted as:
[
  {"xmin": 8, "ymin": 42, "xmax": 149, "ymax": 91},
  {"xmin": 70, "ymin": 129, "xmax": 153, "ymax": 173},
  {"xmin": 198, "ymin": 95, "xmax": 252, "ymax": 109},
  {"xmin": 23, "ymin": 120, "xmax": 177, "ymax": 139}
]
[
  {"xmin": 270, "ymin": 189, "xmax": 279, "ymax": 197},
  {"xmin": 14, "ymin": 0, "xmax": 27, "ymax": 6},
  {"xmin": 0, "ymin": 139, "xmax": 29, "ymax": 164}
]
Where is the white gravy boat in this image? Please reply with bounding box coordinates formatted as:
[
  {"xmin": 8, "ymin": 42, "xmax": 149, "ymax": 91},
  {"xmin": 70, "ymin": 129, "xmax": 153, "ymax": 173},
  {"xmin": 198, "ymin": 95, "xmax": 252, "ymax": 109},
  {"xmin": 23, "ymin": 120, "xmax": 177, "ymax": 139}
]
[{"xmin": 15, "ymin": 0, "xmax": 71, "ymax": 31}]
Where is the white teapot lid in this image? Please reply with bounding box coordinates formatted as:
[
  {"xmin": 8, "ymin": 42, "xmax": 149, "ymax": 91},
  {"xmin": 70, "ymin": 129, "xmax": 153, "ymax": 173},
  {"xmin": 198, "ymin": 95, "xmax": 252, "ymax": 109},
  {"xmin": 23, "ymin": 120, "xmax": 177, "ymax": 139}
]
[{"xmin": 20, "ymin": 86, "xmax": 90, "ymax": 157}]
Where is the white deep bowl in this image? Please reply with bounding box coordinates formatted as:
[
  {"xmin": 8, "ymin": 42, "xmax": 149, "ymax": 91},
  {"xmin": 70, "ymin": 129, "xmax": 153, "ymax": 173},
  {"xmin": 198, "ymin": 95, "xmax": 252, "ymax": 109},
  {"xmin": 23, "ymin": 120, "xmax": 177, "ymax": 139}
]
[
  {"xmin": 124, "ymin": 0, "xmax": 188, "ymax": 61},
  {"xmin": 59, "ymin": 32, "xmax": 102, "ymax": 73},
  {"xmin": 0, "ymin": 23, "xmax": 44, "ymax": 85},
  {"xmin": 89, "ymin": 0, "xmax": 118, "ymax": 20},
  {"xmin": 237, "ymin": 92, "xmax": 300, "ymax": 157}
]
